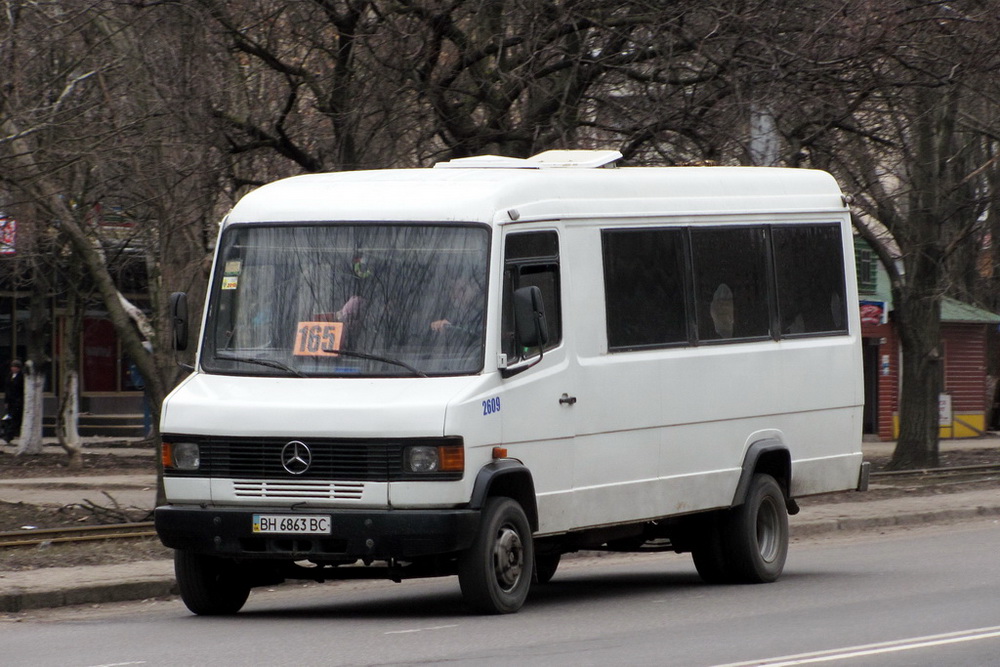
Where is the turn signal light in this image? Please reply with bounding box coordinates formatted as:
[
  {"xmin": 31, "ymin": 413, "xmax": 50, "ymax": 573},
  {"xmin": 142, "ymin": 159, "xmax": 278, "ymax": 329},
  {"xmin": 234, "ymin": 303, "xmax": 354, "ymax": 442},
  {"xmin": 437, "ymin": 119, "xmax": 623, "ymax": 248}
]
[{"xmin": 439, "ymin": 445, "xmax": 465, "ymax": 472}]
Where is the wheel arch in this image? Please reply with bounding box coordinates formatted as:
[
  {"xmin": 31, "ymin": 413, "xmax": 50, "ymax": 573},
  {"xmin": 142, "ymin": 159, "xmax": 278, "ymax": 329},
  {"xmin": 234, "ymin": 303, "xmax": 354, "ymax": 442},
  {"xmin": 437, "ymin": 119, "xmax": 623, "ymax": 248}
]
[
  {"xmin": 731, "ymin": 438, "xmax": 794, "ymax": 512},
  {"xmin": 469, "ymin": 459, "xmax": 538, "ymax": 532}
]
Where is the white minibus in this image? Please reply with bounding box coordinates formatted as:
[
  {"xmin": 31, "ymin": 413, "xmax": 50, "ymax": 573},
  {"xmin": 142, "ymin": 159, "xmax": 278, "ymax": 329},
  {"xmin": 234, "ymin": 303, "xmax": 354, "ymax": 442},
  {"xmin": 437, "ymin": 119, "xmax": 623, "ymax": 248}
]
[{"xmin": 156, "ymin": 150, "xmax": 867, "ymax": 615}]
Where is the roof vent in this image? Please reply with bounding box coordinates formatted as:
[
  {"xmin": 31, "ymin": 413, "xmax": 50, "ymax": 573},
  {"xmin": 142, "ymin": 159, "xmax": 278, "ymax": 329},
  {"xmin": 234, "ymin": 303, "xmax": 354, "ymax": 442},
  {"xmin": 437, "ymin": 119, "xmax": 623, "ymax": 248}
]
[
  {"xmin": 434, "ymin": 149, "xmax": 622, "ymax": 170},
  {"xmin": 527, "ymin": 150, "xmax": 622, "ymax": 169},
  {"xmin": 434, "ymin": 155, "xmax": 536, "ymax": 169}
]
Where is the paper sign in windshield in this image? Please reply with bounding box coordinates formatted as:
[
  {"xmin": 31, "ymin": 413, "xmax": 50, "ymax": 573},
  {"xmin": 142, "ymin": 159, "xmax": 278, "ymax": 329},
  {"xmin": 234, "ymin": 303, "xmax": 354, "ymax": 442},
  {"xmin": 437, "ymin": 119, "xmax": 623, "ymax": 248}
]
[{"xmin": 294, "ymin": 321, "xmax": 343, "ymax": 356}]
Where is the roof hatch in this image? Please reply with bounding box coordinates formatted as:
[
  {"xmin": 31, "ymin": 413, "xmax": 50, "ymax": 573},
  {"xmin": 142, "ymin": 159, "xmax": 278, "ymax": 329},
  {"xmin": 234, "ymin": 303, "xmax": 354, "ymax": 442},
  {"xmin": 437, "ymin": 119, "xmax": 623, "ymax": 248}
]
[{"xmin": 434, "ymin": 149, "xmax": 623, "ymax": 170}]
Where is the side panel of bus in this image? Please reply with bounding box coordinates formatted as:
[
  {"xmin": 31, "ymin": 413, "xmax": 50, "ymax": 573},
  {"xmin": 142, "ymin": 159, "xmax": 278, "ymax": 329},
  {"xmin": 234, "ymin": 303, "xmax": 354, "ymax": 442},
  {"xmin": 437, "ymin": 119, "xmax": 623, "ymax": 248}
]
[{"xmin": 501, "ymin": 213, "xmax": 862, "ymax": 536}]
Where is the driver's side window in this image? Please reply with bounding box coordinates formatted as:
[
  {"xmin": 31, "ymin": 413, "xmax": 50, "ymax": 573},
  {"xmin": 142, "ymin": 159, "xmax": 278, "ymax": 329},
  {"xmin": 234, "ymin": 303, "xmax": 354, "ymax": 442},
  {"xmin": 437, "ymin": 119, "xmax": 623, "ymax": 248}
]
[{"xmin": 501, "ymin": 231, "xmax": 562, "ymax": 363}]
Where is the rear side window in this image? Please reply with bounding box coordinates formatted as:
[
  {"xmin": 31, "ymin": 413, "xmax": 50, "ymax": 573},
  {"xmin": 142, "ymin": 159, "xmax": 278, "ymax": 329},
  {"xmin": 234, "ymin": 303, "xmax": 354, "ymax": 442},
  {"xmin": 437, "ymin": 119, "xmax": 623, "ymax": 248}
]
[
  {"xmin": 602, "ymin": 229, "xmax": 689, "ymax": 350},
  {"xmin": 691, "ymin": 227, "xmax": 770, "ymax": 341},
  {"xmin": 772, "ymin": 225, "xmax": 847, "ymax": 335},
  {"xmin": 600, "ymin": 222, "xmax": 849, "ymax": 353}
]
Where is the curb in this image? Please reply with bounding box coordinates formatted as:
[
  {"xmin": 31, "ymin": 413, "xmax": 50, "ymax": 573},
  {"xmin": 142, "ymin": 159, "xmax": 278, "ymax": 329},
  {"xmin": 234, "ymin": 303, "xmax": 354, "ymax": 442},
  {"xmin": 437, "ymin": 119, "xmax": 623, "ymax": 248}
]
[
  {"xmin": 790, "ymin": 503, "xmax": 1000, "ymax": 538},
  {"xmin": 0, "ymin": 579, "xmax": 178, "ymax": 614}
]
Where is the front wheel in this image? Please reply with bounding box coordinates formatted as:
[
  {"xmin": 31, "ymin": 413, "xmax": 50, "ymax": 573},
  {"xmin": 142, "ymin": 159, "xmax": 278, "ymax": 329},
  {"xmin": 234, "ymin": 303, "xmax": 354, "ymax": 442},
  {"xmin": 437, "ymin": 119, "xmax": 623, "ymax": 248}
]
[
  {"xmin": 174, "ymin": 550, "xmax": 251, "ymax": 615},
  {"xmin": 722, "ymin": 473, "xmax": 788, "ymax": 583},
  {"xmin": 458, "ymin": 497, "xmax": 534, "ymax": 614}
]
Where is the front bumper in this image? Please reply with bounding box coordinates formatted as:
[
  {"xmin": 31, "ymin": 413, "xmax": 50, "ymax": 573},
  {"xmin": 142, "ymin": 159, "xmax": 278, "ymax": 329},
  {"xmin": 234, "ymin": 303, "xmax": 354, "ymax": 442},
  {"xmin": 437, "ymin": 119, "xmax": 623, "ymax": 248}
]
[{"xmin": 155, "ymin": 505, "xmax": 480, "ymax": 561}]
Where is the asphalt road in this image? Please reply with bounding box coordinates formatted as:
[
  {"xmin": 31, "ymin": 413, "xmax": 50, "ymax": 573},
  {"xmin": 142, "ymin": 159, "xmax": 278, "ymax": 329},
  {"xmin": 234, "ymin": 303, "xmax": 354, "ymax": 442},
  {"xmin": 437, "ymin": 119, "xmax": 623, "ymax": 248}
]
[{"xmin": 3, "ymin": 518, "xmax": 999, "ymax": 667}]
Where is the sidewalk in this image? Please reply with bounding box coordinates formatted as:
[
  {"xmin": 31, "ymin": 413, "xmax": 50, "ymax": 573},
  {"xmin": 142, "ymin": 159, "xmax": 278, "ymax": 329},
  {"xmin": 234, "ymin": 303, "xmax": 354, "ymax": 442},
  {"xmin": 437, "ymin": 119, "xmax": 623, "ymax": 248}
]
[
  {"xmin": 1, "ymin": 438, "xmax": 998, "ymax": 613},
  {"xmin": 860, "ymin": 433, "xmax": 1000, "ymax": 457},
  {"xmin": 0, "ymin": 439, "xmax": 157, "ymax": 510}
]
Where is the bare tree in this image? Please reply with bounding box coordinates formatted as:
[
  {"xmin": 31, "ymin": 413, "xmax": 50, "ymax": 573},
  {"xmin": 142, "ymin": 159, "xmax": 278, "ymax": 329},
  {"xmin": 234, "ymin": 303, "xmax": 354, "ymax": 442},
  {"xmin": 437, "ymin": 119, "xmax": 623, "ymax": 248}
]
[
  {"xmin": 1, "ymin": 2, "xmax": 223, "ymax": 480},
  {"xmin": 189, "ymin": 0, "xmax": 397, "ymax": 172},
  {"xmin": 191, "ymin": 1, "xmax": 709, "ymax": 170},
  {"xmin": 6, "ymin": 0, "xmax": 1000, "ymax": 475},
  {"xmin": 596, "ymin": 1, "xmax": 1000, "ymax": 467},
  {"xmin": 815, "ymin": 2, "xmax": 1000, "ymax": 468}
]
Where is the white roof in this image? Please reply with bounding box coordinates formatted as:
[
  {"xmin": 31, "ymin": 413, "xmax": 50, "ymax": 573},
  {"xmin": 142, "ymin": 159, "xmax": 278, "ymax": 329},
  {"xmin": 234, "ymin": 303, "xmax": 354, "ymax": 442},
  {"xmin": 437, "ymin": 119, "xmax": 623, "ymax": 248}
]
[{"xmin": 225, "ymin": 161, "xmax": 846, "ymax": 227}]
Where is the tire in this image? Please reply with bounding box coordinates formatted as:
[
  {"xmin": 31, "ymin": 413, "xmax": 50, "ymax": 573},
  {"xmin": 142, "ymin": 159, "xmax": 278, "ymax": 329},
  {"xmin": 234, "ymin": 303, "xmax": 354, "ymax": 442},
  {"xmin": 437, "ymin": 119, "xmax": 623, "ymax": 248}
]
[
  {"xmin": 534, "ymin": 552, "xmax": 561, "ymax": 584},
  {"xmin": 722, "ymin": 473, "xmax": 788, "ymax": 583},
  {"xmin": 174, "ymin": 550, "xmax": 251, "ymax": 615},
  {"xmin": 458, "ymin": 497, "xmax": 534, "ymax": 614}
]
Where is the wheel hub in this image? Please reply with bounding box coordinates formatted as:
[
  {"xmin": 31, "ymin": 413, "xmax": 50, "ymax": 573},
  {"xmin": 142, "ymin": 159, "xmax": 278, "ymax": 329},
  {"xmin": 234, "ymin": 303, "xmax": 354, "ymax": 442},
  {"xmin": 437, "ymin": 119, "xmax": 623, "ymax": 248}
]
[
  {"xmin": 492, "ymin": 525, "xmax": 524, "ymax": 590},
  {"xmin": 756, "ymin": 496, "xmax": 780, "ymax": 563}
]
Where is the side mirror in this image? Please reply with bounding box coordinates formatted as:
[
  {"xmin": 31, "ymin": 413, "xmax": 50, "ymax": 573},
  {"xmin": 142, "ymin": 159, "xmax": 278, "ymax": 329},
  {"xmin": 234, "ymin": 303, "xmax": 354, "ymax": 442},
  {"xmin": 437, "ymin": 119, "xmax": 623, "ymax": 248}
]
[
  {"xmin": 514, "ymin": 285, "xmax": 549, "ymax": 349},
  {"xmin": 170, "ymin": 292, "xmax": 189, "ymax": 352}
]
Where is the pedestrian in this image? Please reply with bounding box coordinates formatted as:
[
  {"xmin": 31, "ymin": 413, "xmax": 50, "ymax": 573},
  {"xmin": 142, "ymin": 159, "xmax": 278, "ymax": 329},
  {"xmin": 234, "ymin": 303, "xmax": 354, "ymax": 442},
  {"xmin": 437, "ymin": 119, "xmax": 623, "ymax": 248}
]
[{"xmin": 3, "ymin": 359, "xmax": 24, "ymax": 444}]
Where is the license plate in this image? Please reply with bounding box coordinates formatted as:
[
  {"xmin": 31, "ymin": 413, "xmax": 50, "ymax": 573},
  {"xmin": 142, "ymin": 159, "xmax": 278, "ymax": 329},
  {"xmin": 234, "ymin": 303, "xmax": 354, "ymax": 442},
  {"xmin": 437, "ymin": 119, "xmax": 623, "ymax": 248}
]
[{"xmin": 252, "ymin": 514, "xmax": 331, "ymax": 535}]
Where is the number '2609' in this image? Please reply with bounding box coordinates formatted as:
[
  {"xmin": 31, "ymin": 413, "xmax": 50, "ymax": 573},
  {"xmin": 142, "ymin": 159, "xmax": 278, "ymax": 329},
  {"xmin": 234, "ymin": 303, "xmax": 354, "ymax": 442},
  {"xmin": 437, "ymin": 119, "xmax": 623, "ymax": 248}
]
[{"xmin": 482, "ymin": 397, "xmax": 501, "ymax": 416}]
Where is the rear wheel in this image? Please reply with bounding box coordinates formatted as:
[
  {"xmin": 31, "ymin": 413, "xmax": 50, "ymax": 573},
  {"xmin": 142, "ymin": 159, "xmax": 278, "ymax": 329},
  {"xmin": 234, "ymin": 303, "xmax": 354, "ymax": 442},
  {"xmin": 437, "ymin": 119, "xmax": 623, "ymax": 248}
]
[
  {"xmin": 174, "ymin": 550, "xmax": 251, "ymax": 615},
  {"xmin": 722, "ymin": 473, "xmax": 788, "ymax": 583},
  {"xmin": 458, "ymin": 497, "xmax": 534, "ymax": 614}
]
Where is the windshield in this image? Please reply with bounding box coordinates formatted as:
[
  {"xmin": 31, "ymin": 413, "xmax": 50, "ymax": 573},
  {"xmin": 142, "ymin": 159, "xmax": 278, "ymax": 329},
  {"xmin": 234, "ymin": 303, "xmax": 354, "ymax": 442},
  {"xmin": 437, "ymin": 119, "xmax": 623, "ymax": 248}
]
[{"xmin": 203, "ymin": 223, "xmax": 489, "ymax": 377}]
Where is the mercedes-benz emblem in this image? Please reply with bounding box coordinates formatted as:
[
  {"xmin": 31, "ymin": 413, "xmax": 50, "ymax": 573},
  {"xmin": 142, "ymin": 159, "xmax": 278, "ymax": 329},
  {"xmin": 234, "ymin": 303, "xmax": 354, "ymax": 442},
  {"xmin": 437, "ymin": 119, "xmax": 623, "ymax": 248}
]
[{"xmin": 280, "ymin": 440, "xmax": 312, "ymax": 475}]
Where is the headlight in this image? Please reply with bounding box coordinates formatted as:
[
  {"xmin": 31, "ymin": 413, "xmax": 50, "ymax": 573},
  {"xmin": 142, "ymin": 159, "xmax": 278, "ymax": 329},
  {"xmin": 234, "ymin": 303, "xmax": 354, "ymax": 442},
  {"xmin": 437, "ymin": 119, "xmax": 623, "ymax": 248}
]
[
  {"xmin": 403, "ymin": 441, "xmax": 464, "ymax": 474},
  {"xmin": 165, "ymin": 442, "xmax": 200, "ymax": 470},
  {"xmin": 405, "ymin": 446, "xmax": 440, "ymax": 472}
]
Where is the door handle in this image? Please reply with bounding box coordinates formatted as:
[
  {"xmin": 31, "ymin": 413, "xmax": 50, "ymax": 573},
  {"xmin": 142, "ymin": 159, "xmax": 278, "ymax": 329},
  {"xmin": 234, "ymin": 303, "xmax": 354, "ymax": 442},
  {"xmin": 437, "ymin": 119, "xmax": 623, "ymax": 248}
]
[{"xmin": 559, "ymin": 393, "xmax": 577, "ymax": 406}]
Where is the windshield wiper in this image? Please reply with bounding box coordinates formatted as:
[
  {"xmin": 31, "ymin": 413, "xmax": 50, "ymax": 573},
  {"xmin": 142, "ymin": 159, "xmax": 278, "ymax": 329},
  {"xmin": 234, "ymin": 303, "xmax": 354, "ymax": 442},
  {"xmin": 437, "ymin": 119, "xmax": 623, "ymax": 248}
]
[
  {"xmin": 215, "ymin": 353, "xmax": 305, "ymax": 378},
  {"xmin": 324, "ymin": 348, "xmax": 428, "ymax": 378}
]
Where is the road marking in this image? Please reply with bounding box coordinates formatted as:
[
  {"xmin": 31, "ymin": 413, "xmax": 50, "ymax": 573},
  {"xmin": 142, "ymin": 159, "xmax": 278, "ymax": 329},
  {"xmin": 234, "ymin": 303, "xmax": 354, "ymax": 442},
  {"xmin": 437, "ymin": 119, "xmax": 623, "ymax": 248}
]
[
  {"xmin": 713, "ymin": 626, "xmax": 1000, "ymax": 666},
  {"xmin": 384, "ymin": 624, "xmax": 458, "ymax": 635}
]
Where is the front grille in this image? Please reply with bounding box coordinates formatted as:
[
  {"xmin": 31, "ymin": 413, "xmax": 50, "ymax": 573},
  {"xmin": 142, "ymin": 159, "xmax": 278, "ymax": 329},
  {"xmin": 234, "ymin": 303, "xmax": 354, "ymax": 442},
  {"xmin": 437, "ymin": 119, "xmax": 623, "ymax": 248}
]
[
  {"xmin": 163, "ymin": 435, "xmax": 463, "ymax": 481},
  {"xmin": 205, "ymin": 438, "xmax": 398, "ymax": 480}
]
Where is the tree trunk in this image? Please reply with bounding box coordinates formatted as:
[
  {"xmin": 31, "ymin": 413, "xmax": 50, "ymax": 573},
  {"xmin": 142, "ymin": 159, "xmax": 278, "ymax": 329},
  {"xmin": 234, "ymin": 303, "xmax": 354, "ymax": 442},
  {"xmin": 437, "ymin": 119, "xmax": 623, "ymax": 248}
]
[
  {"xmin": 890, "ymin": 286, "xmax": 942, "ymax": 469},
  {"xmin": 57, "ymin": 272, "xmax": 84, "ymax": 469},
  {"xmin": 15, "ymin": 255, "xmax": 51, "ymax": 455},
  {"xmin": 886, "ymin": 82, "xmax": 965, "ymax": 470},
  {"xmin": 15, "ymin": 363, "xmax": 46, "ymax": 456},
  {"xmin": 57, "ymin": 370, "xmax": 83, "ymax": 469}
]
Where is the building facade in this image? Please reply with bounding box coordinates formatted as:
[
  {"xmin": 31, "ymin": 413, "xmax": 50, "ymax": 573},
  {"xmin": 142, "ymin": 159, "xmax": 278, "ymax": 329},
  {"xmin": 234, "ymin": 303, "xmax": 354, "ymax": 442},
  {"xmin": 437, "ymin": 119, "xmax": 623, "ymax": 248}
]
[{"xmin": 857, "ymin": 240, "xmax": 1000, "ymax": 440}]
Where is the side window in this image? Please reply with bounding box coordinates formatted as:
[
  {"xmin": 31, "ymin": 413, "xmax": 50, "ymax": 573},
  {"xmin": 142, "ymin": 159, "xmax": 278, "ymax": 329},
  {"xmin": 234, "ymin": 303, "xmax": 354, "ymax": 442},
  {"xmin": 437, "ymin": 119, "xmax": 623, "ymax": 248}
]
[
  {"xmin": 501, "ymin": 231, "xmax": 561, "ymax": 363},
  {"xmin": 602, "ymin": 228, "xmax": 688, "ymax": 350},
  {"xmin": 691, "ymin": 227, "xmax": 770, "ymax": 341},
  {"xmin": 772, "ymin": 225, "xmax": 848, "ymax": 335}
]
